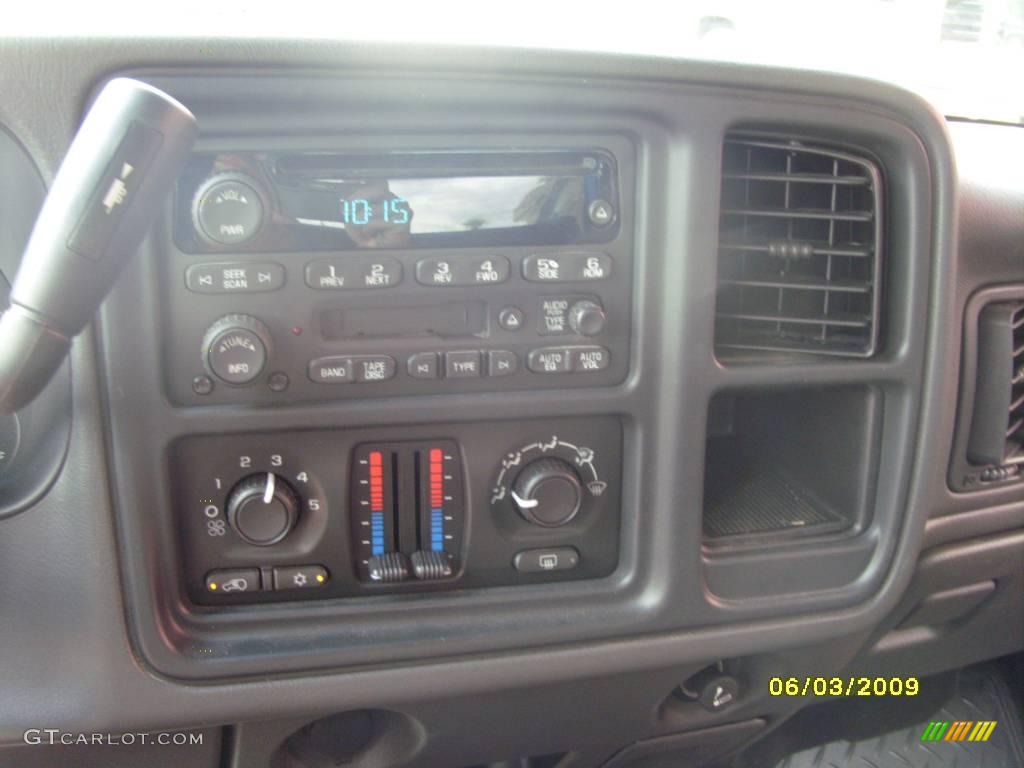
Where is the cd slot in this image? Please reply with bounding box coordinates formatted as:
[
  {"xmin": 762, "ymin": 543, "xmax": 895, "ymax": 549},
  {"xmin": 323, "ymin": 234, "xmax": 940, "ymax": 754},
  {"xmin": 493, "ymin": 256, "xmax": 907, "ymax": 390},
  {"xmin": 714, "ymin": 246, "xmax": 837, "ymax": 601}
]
[{"xmin": 320, "ymin": 302, "xmax": 486, "ymax": 340}]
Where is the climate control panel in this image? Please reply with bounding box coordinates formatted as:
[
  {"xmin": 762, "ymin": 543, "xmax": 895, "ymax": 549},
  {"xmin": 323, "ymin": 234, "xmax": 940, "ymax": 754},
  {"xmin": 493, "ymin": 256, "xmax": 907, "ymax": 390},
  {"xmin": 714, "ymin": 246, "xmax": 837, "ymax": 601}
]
[{"xmin": 171, "ymin": 417, "xmax": 621, "ymax": 605}]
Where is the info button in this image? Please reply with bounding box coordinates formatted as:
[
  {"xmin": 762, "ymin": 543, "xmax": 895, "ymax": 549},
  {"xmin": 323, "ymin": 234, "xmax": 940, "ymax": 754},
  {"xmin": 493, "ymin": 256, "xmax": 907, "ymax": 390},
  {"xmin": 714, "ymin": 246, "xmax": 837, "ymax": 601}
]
[{"xmin": 308, "ymin": 356, "xmax": 354, "ymax": 384}]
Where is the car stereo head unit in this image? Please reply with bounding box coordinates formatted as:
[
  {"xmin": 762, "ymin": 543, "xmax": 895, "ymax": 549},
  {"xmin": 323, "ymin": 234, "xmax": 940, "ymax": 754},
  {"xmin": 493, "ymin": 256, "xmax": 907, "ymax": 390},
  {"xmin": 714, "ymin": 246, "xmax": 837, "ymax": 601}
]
[
  {"xmin": 162, "ymin": 140, "xmax": 634, "ymax": 406},
  {"xmin": 175, "ymin": 150, "xmax": 620, "ymax": 254}
]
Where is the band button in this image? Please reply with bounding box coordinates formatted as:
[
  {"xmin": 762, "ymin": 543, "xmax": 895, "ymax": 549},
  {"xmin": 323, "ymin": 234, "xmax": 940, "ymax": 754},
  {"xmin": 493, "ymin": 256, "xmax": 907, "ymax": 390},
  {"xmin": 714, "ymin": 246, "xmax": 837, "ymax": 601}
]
[{"xmin": 308, "ymin": 356, "xmax": 354, "ymax": 384}]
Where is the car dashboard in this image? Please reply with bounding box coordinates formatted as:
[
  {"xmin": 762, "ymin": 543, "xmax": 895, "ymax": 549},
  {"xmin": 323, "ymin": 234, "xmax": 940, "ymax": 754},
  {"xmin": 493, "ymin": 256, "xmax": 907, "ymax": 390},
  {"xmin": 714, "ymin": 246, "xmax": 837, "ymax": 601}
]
[{"xmin": 0, "ymin": 37, "xmax": 1021, "ymax": 768}]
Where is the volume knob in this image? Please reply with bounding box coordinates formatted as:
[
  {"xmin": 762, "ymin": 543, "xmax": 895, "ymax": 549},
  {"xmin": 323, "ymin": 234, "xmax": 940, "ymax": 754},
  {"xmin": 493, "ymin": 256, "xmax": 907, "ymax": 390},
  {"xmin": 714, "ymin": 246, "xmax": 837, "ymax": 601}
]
[
  {"xmin": 202, "ymin": 314, "xmax": 271, "ymax": 386},
  {"xmin": 226, "ymin": 472, "xmax": 299, "ymax": 546},
  {"xmin": 192, "ymin": 172, "xmax": 265, "ymax": 246}
]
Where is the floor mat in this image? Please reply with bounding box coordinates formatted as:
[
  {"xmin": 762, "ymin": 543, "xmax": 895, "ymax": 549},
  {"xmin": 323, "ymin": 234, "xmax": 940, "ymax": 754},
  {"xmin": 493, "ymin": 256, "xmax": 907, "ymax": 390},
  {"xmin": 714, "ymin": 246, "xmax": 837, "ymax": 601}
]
[{"xmin": 775, "ymin": 667, "xmax": 1024, "ymax": 767}]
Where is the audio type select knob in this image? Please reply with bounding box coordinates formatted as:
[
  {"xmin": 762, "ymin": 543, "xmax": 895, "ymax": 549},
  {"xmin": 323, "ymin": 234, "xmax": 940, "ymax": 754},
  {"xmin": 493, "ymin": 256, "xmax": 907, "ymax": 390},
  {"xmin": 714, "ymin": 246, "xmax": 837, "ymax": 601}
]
[
  {"xmin": 191, "ymin": 172, "xmax": 265, "ymax": 246},
  {"xmin": 226, "ymin": 472, "xmax": 299, "ymax": 546},
  {"xmin": 568, "ymin": 300, "xmax": 606, "ymax": 337},
  {"xmin": 202, "ymin": 314, "xmax": 271, "ymax": 386},
  {"xmin": 510, "ymin": 458, "xmax": 583, "ymax": 527}
]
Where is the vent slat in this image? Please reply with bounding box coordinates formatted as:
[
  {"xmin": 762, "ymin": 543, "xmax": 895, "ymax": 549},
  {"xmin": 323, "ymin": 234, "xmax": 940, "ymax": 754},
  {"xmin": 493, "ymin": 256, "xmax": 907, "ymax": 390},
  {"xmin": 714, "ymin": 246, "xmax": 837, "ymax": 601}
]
[
  {"xmin": 719, "ymin": 241, "xmax": 873, "ymax": 258},
  {"xmin": 722, "ymin": 172, "xmax": 870, "ymax": 186},
  {"xmin": 720, "ymin": 277, "xmax": 871, "ymax": 294},
  {"xmin": 1010, "ymin": 391, "xmax": 1024, "ymax": 413},
  {"xmin": 721, "ymin": 207, "xmax": 873, "ymax": 223},
  {"xmin": 716, "ymin": 312, "xmax": 871, "ymax": 329},
  {"xmin": 714, "ymin": 136, "xmax": 882, "ymax": 358}
]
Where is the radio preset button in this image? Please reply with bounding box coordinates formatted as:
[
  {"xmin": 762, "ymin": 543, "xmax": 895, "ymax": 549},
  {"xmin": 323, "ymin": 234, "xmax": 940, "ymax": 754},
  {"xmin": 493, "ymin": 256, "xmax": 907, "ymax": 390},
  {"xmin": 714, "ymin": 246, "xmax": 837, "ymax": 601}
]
[
  {"xmin": 523, "ymin": 254, "xmax": 566, "ymax": 282},
  {"xmin": 356, "ymin": 258, "xmax": 402, "ymax": 288},
  {"xmin": 407, "ymin": 352, "xmax": 440, "ymax": 379},
  {"xmin": 354, "ymin": 356, "xmax": 397, "ymax": 382},
  {"xmin": 186, "ymin": 262, "xmax": 284, "ymax": 294},
  {"xmin": 523, "ymin": 253, "xmax": 613, "ymax": 283},
  {"xmin": 487, "ymin": 350, "xmax": 519, "ymax": 377},
  {"xmin": 305, "ymin": 260, "xmax": 353, "ymax": 290},
  {"xmin": 571, "ymin": 346, "xmax": 611, "ymax": 372},
  {"xmin": 308, "ymin": 356, "xmax": 354, "ymax": 384},
  {"xmin": 416, "ymin": 257, "xmax": 457, "ymax": 286},
  {"xmin": 527, "ymin": 348, "xmax": 572, "ymax": 374},
  {"xmin": 306, "ymin": 258, "xmax": 402, "ymax": 290},
  {"xmin": 415, "ymin": 255, "xmax": 510, "ymax": 286},
  {"xmin": 445, "ymin": 351, "xmax": 482, "ymax": 379},
  {"xmin": 575, "ymin": 253, "xmax": 612, "ymax": 281},
  {"xmin": 467, "ymin": 255, "xmax": 510, "ymax": 285}
]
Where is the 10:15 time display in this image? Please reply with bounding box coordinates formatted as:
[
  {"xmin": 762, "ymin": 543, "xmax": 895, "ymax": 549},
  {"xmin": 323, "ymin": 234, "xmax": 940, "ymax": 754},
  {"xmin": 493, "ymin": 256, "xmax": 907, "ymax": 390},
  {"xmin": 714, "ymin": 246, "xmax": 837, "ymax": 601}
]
[{"xmin": 340, "ymin": 197, "xmax": 412, "ymax": 226}]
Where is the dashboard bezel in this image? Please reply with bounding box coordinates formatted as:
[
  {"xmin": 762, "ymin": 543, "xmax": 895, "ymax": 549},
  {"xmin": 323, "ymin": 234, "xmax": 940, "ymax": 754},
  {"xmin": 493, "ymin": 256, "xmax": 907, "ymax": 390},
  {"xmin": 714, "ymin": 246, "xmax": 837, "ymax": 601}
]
[{"xmin": 89, "ymin": 63, "xmax": 950, "ymax": 684}]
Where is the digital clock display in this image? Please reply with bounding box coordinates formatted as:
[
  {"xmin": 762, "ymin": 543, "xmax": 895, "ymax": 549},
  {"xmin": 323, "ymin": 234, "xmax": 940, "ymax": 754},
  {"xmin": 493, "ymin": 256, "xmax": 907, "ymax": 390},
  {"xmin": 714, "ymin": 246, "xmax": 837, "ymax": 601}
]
[
  {"xmin": 322, "ymin": 175, "xmax": 579, "ymax": 249},
  {"xmin": 177, "ymin": 151, "xmax": 619, "ymax": 253}
]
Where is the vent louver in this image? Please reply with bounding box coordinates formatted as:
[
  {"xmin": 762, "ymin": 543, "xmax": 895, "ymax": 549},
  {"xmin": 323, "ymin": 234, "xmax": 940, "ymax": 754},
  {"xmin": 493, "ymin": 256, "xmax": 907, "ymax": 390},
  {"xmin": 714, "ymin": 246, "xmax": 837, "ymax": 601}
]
[
  {"xmin": 968, "ymin": 300, "xmax": 1024, "ymax": 473},
  {"xmin": 715, "ymin": 136, "xmax": 883, "ymax": 357}
]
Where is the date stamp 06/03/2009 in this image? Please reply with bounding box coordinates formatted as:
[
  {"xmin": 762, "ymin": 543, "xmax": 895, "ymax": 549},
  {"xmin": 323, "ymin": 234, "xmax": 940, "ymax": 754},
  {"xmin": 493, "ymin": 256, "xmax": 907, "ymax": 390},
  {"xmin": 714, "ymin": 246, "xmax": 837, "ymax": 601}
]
[{"xmin": 768, "ymin": 676, "xmax": 920, "ymax": 698}]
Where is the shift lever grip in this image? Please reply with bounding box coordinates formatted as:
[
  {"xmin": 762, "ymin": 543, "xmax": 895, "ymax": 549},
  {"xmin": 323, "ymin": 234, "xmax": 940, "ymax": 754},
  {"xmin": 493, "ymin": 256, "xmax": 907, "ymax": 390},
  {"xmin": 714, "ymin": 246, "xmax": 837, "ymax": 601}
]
[{"xmin": 0, "ymin": 78, "xmax": 196, "ymax": 413}]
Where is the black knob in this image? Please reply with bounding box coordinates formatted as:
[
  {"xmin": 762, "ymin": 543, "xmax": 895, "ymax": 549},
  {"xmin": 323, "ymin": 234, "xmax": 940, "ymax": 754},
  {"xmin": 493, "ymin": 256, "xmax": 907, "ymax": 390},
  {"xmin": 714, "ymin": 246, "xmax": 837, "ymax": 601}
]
[
  {"xmin": 202, "ymin": 314, "xmax": 271, "ymax": 386},
  {"xmin": 226, "ymin": 472, "xmax": 299, "ymax": 546},
  {"xmin": 511, "ymin": 458, "xmax": 583, "ymax": 527},
  {"xmin": 191, "ymin": 172, "xmax": 265, "ymax": 246},
  {"xmin": 568, "ymin": 300, "xmax": 606, "ymax": 337},
  {"xmin": 679, "ymin": 666, "xmax": 740, "ymax": 713}
]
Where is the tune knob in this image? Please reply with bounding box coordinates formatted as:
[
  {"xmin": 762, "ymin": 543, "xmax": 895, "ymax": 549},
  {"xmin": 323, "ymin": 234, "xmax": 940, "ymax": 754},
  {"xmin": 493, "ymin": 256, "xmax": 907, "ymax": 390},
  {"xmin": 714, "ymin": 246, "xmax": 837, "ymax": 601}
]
[
  {"xmin": 568, "ymin": 300, "xmax": 606, "ymax": 337},
  {"xmin": 202, "ymin": 314, "xmax": 271, "ymax": 386},
  {"xmin": 510, "ymin": 458, "xmax": 583, "ymax": 527},
  {"xmin": 191, "ymin": 172, "xmax": 265, "ymax": 246},
  {"xmin": 226, "ymin": 472, "xmax": 299, "ymax": 546}
]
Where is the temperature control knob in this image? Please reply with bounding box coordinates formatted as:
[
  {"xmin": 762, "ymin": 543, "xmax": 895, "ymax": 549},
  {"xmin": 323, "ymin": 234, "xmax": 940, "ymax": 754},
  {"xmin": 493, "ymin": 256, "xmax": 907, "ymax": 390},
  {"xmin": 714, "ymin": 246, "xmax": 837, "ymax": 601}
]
[
  {"xmin": 568, "ymin": 300, "xmax": 606, "ymax": 337},
  {"xmin": 191, "ymin": 172, "xmax": 265, "ymax": 246},
  {"xmin": 202, "ymin": 314, "xmax": 271, "ymax": 386},
  {"xmin": 511, "ymin": 458, "xmax": 583, "ymax": 527},
  {"xmin": 226, "ymin": 472, "xmax": 299, "ymax": 546}
]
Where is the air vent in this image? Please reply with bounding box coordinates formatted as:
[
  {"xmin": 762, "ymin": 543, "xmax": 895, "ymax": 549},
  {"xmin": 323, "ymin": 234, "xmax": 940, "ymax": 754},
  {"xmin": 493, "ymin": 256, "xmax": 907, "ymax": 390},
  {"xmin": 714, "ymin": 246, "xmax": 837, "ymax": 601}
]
[
  {"xmin": 714, "ymin": 136, "xmax": 883, "ymax": 357},
  {"xmin": 968, "ymin": 300, "xmax": 1024, "ymax": 477}
]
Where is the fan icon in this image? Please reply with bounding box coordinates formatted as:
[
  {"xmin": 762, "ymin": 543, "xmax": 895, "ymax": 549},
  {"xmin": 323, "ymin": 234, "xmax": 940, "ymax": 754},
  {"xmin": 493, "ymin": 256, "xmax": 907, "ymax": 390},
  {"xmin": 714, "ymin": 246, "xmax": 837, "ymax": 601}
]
[{"xmin": 292, "ymin": 572, "xmax": 308, "ymax": 587}]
